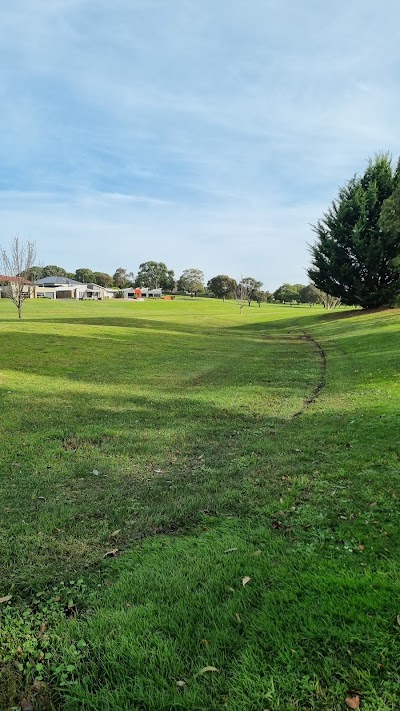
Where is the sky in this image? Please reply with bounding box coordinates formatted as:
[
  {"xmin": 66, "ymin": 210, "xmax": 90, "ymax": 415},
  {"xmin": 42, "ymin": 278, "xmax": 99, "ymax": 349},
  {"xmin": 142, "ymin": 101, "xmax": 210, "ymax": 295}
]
[{"xmin": 1, "ymin": 0, "xmax": 400, "ymax": 289}]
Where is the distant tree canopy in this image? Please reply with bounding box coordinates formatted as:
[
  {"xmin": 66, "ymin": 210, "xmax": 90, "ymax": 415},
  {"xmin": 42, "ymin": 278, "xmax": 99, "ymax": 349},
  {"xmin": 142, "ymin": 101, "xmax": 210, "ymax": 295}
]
[
  {"xmin": 93, "ymin": 272, "xmax": 114, "ymax": 288},
  {"xmin": 135, "ymin": 261, "xmax": 175, "ymax": 290},
  {"xmin": 75, "ymin": 268, "xmax": 95, "ymax": 284},
  {"xmin": 177, "ymin": 268, "xmax": 205, "ymax": 295},
  {"xmin": 273, "ymin": 283, "xmax": 304, "ymax": 302},
  {"xmin": 112, "ymin": 268, "xmax": 134, "ymax": 288},
  {"xmin": 240, "ymin": 276, "xmax": 263, "ymax": 304},
  {"xmin": 299, "ymin": 284, "xmax": 321, "ymax": 304},
  {"xmin": 308, "ymin": 153, "xmax": 400, "ymax": 308},
  {"xmin": 42, "ymin": 265, "xmax": 67, "ymax": 278},
  {"xmin": 207, "ymin": 275, "xmax": 237, "ymax": 300},
  {"xmin": 24, "ymin": 265, "xmax": 44, "ymax": 281}
]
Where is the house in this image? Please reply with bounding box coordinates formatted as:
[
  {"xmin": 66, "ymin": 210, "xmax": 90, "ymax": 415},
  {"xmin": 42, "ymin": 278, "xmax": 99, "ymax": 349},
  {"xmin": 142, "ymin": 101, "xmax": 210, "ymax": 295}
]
[
  {"xmin": 33, "ymin": 276, "xmax": 115, "ymax": 300},
  {"xmin": 121, "ymin": 287, "xmax": 162, "ymax": 299},
  {"xmin": 0, "ymin": 275, "xmax": 34, "ymax": 298}
]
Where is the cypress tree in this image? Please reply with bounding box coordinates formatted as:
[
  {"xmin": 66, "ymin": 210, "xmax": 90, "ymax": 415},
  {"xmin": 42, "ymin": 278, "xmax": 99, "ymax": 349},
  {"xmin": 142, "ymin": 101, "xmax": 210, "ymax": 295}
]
[{"xmin": 308, "ymin": 154, "xmax": 400, "ymax": 308}]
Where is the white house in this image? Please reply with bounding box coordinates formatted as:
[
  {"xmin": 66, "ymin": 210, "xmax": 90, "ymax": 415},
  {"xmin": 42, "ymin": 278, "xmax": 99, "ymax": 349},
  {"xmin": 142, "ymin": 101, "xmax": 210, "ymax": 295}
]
[
  {"xmin": 121, "ymin": 287, "xmax": 162, "ymax": 299},
  {"xmin": 34, "ymin": 276, "xmax": 115, "ymax": 299}
]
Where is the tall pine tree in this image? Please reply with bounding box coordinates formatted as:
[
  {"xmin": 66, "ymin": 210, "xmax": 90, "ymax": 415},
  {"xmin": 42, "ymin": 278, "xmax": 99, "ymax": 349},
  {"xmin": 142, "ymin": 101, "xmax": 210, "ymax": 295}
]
[{"xmin": 308, "ymin": 154, "xmax": 400, "ymax": 308}]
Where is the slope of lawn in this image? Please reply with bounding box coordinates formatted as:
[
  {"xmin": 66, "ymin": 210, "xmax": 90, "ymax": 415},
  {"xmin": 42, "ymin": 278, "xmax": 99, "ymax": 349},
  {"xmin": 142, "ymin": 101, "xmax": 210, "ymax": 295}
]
[{"xmin": 0, "ymin": 298, "xmax": 399, "ymax": 710}]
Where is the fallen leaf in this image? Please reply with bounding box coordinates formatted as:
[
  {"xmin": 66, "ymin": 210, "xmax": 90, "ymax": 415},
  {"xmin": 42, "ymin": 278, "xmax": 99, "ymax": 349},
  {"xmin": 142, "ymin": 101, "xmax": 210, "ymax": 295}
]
[
  {"xmin": 242, "ymin": 576, "xmax": 251, "ymax": 587},
  {"xmin": 235, "ymin": 613, "xmax": 241, "ymax": 622},
  {"xmin": 32, "ymin": 680, "xmax": 46, "ymax": 691},
  {"xmin": 103, "ymin": 549, "xmax": 118, "ymax": 558},
  {"xmin": 92, "ymin": 469, "xmax": 100, "ymax": 476},
  {"xmin": 345, "ymin": 694, "xmax": 361, "ymax": 709},
  {"xmin": 20, "ymin": 700, "xmax": 34, "ymax": 711},
  {"xmin": 358, "ymin": 544, "xmax": 365, "ymax": 551},
  {"xmin": 110, "ymin": 530, "xmax": 121, "ymax": 538},
  {"xmin": 253, "ymin": 550, "xmax": 262, "ymax": 556},
  {"xmin": 224, "ymin": 547, "xmax": 238, "ymax": 554},
  {"xmin": 194, "ymin": 666, "xmax": 219, "ymax": 677},
  {"xmin": 176, "ymin": 680, "xmax": 186, "ymax": 689},
  {"xmin": 40, "ymin": 622, "xmax": 47, "ymax": 633},
  {"xmin": 0, "ymin": 595, "xmax": 12, "ymax": 604}
]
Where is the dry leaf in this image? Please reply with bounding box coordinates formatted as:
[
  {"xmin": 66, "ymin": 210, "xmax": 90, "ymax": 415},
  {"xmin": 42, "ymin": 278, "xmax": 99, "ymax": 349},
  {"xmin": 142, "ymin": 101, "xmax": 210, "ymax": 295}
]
[
  {"xmin": 195, "ymin": 666, "xmax": 219, "ymax": 677},
  {"xmin": 242, "ymin": 576, "xmax": 251, "ymax": 587},
  {"xmin": 224, "ymin": 547, "xmax": 238, "ymax": 554},
  {"xmin": 110, "ymin": 530, "xmax": 121, "ymax": 538},
  {"xmin": 0, "ymin": 595, "xmax": 12, "ymax": 604},
  {"xmin": 20, "ymin": 700, "xmax": 34, "ymax": 711},
  {"xmin": 253, "ymin": 550, "xmax": 262, "ymax": 556},
  {"xmin": 32, "ymin": 680, "xmax": 46, "ymax": 691},
  {"xmin": 358, "ymin": 544, "xmax": 365, "ymax": 551},
  {"xmin": 103, "ymin": 549, "xmax": 118, "ymax": 558},
  {"xmin": 345, "ymin": 694, "xmax": 361, "ymax": 709},
  {"xmin": 176, "ymin": 680, "xmax": 186, "ymax": 689},
  {"xmin": 40, "ymin": 622, "xmax": 47, "ymax": 634}
]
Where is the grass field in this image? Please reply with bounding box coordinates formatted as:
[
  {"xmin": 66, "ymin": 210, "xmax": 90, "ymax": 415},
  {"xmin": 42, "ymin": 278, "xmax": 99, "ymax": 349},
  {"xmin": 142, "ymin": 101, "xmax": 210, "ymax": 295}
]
[{"xmin": 0, "ymin": 298, "xmax": 399, "ymax": 710}]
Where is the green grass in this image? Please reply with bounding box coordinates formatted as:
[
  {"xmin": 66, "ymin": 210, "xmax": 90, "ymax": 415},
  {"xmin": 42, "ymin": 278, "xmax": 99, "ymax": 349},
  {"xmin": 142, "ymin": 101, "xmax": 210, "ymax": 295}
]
[{"xmin": 0, "ymin": 298, "xmax": 399, "ymax": 710}]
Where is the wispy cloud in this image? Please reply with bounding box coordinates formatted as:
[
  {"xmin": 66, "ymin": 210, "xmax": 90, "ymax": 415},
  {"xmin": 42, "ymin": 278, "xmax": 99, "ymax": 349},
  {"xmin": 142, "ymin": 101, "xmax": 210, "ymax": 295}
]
[{"xmin": 0, "ymin": 0, "xmax": 399, "ymax": 286}]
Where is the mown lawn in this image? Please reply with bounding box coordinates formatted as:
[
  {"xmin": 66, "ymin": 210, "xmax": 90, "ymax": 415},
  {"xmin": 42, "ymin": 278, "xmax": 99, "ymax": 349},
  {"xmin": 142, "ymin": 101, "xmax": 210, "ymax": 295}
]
[{"xmin": 0, "ymin": 298, "xmax": 399, "ymax": 710}]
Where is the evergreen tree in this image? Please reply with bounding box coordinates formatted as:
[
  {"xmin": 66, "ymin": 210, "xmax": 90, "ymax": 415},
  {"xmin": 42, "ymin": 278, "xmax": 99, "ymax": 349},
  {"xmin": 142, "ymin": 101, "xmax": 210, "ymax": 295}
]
[
  {"xmin": 135, "ymin": 262, "xmax": 175, "ymax": 290},
  {"xmin": 177, "ymin": 268, "xmax": 205, "ymax": 295},
  {"xmin": 207, "ymin": 275, "xmax": 237, "ymax": 300},
  {"xmin": 308, "ymin": 154, "xmax": 400, "ymax": 308}
]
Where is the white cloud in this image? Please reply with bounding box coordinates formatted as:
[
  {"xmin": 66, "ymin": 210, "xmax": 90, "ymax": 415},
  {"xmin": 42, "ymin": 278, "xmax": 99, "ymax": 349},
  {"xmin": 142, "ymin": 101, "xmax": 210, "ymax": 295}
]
[{"xmin": 0, "ymin": 0, "xmax": 399, "ymax": 287}]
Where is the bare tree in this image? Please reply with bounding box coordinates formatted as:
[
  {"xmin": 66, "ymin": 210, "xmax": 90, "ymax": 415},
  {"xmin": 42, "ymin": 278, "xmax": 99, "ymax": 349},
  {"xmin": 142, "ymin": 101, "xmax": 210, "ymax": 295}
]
[
  {"xmin": 315, "ymin": 288, "xmax": 341, "ymax": 310},
  {"xmin": 0, "ymin": 237, "xmax": 37, "ymax": 319},
  {"xmin": 236, "ymin": 281, "xmax": 253, "ymax": 314}
]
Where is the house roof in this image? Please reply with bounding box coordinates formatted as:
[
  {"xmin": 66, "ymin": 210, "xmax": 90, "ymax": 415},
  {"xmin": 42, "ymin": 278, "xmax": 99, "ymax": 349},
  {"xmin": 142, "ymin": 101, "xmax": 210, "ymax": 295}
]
[
  {"xmin": 0, "ymin": 275, "xmax": 32, "ymax": 284},
  {"xmin": 35, "ymin": 276, "xmax": 83, "ymax": 286}
]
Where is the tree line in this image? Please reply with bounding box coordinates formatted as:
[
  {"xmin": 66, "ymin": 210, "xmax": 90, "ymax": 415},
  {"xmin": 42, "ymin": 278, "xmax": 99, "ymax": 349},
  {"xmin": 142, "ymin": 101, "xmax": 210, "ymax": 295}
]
[
  {"xmin": 3, "ymin": 152, "xmax": 400, "ymax": 316},
  {"xmin": 21, "ymin": 261, "xmax": 324, "ymax": 305}
]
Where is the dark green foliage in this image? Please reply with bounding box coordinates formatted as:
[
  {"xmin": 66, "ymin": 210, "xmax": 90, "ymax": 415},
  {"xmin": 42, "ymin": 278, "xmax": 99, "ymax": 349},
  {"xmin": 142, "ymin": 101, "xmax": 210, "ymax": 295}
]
[
  {"xmin": 299, "ymin": 284, "xmax": 321, "ymax": 304},
  {"xmin": 309, "ymin": 153, "xmax": 400, "ymax": 308},
  {"xmin": 241, "ymin": 276, "xmax": 264, "ymax": 304},
  {"xmin": 177, "ymin": 268, "xmax": 205, "ymax": 295},
  {"xmin": 273, "ymin": 283, "xmax": 304, "ymax": 302},
  {"xmin": 24, "ymin": 266, "xmax": 44, "ymax": 281},
  {"xmin": 74, "ymin": 268, "xmax": 95, "ymax": 284},
  {"xmin": 112, "ymin": 268, "xmax": 134, "ymax": 288},
  {"xmin": 42, "ymin": 265, "xmax": 67, "ymax": 278},
  {"xmin": 207, "ymin": 274, "xmax": 237, "ymax": 299},
  {"xmin": 135, "ymin": 261, "xmax": 175, "ymax": 290},
  {"xmin": 92, "ymin": 272, "xmax": 114, "ymax": 287}
]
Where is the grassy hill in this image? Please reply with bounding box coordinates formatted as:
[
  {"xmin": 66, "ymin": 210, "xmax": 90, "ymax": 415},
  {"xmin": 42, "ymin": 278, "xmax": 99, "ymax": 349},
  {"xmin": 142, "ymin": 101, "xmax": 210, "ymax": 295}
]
[{"xmin": 0, "ymin": 299, "xmax": 399, "ymax": 710}]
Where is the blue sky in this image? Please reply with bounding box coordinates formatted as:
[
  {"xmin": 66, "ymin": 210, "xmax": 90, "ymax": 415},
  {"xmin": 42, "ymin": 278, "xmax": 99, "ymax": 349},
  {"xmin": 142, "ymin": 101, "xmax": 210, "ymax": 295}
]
[{"xmin": 1, "ymin": 0, "xmax": 400, "ymax": 289}]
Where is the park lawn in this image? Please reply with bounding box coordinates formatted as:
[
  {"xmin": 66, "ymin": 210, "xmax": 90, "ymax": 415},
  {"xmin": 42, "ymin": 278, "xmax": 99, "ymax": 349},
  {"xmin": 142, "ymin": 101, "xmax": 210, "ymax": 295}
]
[{"xmin": 0, "ymin": 298, "xmax": 399, "ymax": 710}]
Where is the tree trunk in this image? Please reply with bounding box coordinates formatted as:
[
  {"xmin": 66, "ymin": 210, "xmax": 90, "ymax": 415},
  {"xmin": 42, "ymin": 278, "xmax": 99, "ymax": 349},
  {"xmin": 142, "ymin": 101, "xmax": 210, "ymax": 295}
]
[{"xmin": 18, "ymin": 304, "xmax": 22, "ymax": 319}]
